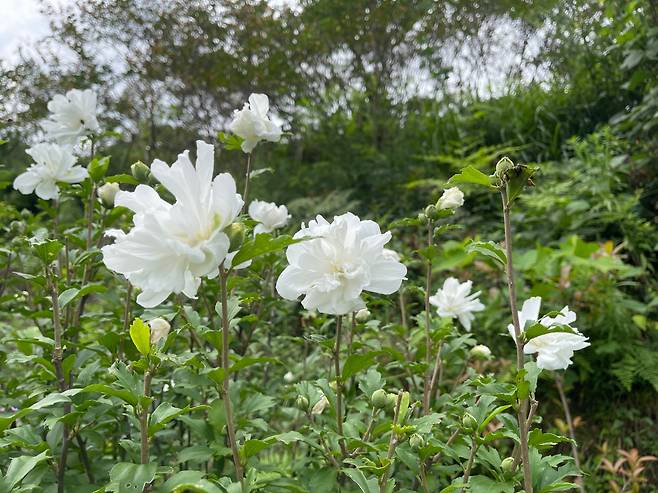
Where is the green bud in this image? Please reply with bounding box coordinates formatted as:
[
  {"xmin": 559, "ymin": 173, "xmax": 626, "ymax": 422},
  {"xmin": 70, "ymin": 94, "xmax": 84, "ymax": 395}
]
[
  {"xmin": 131, "ymin": 161, "xmax": 151, "ymax": 183},
  {"xmin": 98, "ymin": 182, "xmax": 120, "ymax": 208},
  {"xmin": 9, "ymin": 221, "xmax": 25, "ymax": 234},
  {"xmin": 417, "ymin": 212, "xmax": 427, "ymax": 223},
  {"xmin": 424, "ymin": 204, "xmax": 438, "ymax": 220},
  {"xmin": 501, "ymin": 457, "xmax": 516, "ymax": 474},
  {"xmin": 495, "ymin": 157, "xmax": 514, "ymax": 179},
  {"xmin": 409, "ymin": 433, "xmax": 424, "ymax": 450},
  {"xmin": 462, "ymin": 413, "xmax": 477, "ymax": 433},
  {"xmin": 295, "ymin": 395, "xmax": 309, "ymax": 410},
  {"xmin": 225, "ymin": 223, "xmax": 246, "ymax": 252},
  {"xmin": 371, "ymin": 389, "xmax": 388, "ymax": 409},
  {"xmin": 386, "ymin": 393, "xmax": 398, "ymax": 411}
]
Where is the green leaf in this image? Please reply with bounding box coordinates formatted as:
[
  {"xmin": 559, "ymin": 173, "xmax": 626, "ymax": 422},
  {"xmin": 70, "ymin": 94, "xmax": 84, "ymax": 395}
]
[
  {"xmin": 149, "ymin": 403, "xmax": 208, "ymax": 436},
  {"xmin": 130, "ymin": 318, "xmax": 151, "ymax": 356},
  {"xmin": 32, "ymin": 239, "xmax": 63, "ymax": 264},
  {"xmin": 342, "ymin": 351, "xmax": 383, "ymax": 380},
  {"xmin": 109, "ymin": 462, "xmax": 157, "ymax": 493},
  {"xmin": 81, "ymin": 384, "xmax": 139, "ymax": 407},
  {"xmin": 528, "ymin": 429, "xmax": 575, "ymax": 450},
  {"xmin": 58, "ymin": 288, "xmax": 79, "ymax": 308},
  {"xmin": 505, "ymin": 164, "xmax": 537, "ymax": 203},
  {"xmin": 343, "ymin": 469, "xmax": 380, "ymax": 493},
  {"xmin": 523, "ymin": 361, "xmax": 542, "ymax": 396},
  {"xmin": 217, "ymin": 131, "xmax": 245, "ymax": 151},
  {"xmin": 468, "ymin": 475, "xmax": 515, "ymax": 493},
  {"xmin": 160, "ymin": 470, "xmax": 224, "ymax": 493},
  {"xmin": 105, "ymin": 173, "xmax": 139, "ymax": 185},
  {"xmin": 479, "ymin": 405, "xmax": 512, "ymax": 432},
  {"xmin": 397, "ymin": 391, "xmax": 411, "ymax": 423},
  {"xmin": 524, "ymin": 323, "xmax": 576, "ymax": 341},
  {"xmin": 231, "ymin": 233, "xmax": 300, "ymax": 266},
  {"xmin": 465, "ymin": 240, "xmax": 507, "ymax": 267},
  {"xmin": 538, "ymin": 482, "xmax": 579, "ymax": 493},
  {"xmin": 447, "ymin": 165, "xmax": 494, "ymax": 188},
  {"xmin": 2, "ymin": 451, "xmax": 50, "ymax": 491},
  {"xmin": 88, "ymin": 155, "xmax": 111, "ymax": 181}
]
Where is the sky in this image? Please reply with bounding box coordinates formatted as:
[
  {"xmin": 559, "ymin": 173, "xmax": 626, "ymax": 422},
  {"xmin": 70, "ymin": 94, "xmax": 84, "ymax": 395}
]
[{"xmin": 0, "ymin": 0, "xmax": 57, "ymax": 63}]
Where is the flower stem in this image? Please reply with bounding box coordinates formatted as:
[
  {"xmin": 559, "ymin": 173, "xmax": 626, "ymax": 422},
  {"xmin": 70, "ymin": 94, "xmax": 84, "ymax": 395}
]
[
  {"xmin": 219, "ymin": 265, "xmax": 244, "ymax": 484},
  {"xmin": 242, "ymin": 153, "xmax": 252, "ymax": 209},
  {"xmin": 379, "ymin": 391, "xmax": 403, "ymax": 493},
  {"xmin": 462, "ymin": 436, "xmax": 479, "ymax": 487},
  {"xmin": 556, "ymin": 374, "xmax": 585, "ymax": 493},
  {"xmin": 500, "ymin": 187, "xmax": 533, "ymax": 493},
  {"xmin": 140, "ymin": 370, "xmax": 152, "ymax": 465},
  {"xmin": 334, "ymin": 315, "xmax": 347, "ymax": 457},
  {"xmin": 422, "ymin": 220, "xmax": 433, "ymax": 415}
]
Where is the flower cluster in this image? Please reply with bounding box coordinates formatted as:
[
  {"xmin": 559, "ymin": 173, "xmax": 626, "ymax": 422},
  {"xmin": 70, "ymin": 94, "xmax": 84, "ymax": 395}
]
[
  {"xmin": 102, "ymin": 141, "xmax": 243, "ymax": 307},
  {"xmin": 276, "ymin": 213, "xmax": 407, "ymax": 315}
]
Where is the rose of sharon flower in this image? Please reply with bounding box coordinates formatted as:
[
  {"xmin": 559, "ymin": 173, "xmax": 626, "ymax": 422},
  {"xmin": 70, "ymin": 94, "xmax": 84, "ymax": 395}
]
[
  {"xmin": 248, "ymin": 200, "xmax": 290, "ymax": 234},
  {"xmin": 509, "ymin": 297, "xmax": 590, "ymax": 370},
  {"xmin": 437, "ymin": 186, "xmax": 464, "ymax": 210},
  {"xmin": 429, "ymin": 277, "xmax": 484, "ymax": 331},
  {"xmin": 42, "ymin": 89, "xmax": 100, "ymax": 144},
  {"xmin": 102, "ymin": 141, "xmax": 243, "ymax": 308},
  {"xmin": 98, "ymin": 182, "xmax": 120, "ymax": 207},
  {"xmin": 149, "ymin": 318, "xmax": 171, "ymax": 345},
  {"xmin": 276, "ymin": 213, "xmax": 407, "ymax": 315},
  {"xmin": 13, "ymin": 143, "xmax": 87, "ymax": 200},
  {"xmin": 229, "ymin": 93, "xmax": 282, "ymax": 153}
]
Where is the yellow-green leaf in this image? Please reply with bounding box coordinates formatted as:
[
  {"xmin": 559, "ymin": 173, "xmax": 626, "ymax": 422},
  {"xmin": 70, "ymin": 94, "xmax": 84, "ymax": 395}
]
[{"xmin": 130, "ymin": 318, "xmax": 151, "ymax": 356}]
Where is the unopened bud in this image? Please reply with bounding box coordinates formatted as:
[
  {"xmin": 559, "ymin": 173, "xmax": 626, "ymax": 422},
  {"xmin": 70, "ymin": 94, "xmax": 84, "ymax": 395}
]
[
  {"xmin": 409, "ymin": 433, "xmax": 424, "ymax": 450},
  {"xmin": 355, "ymin": 308, "xmax": 371, "ymax": 322},
  {"xmin": 371, "ymin": 389, "xmax": 388, "ymax": 409},
  {"xmin": 98, "ymin": 182, "xmax": 120, "ymax": 207},
  {"xmin": 386, "ymin": 393, "xmax": 398, "ymax": 411},
  {"xmin": 283, "ymin": 371, "xmax": 295, "ymax": 383},
  {"xmin": 424, "ymin": 204, "xmax": 438, "ymax": 220},
  {"xmin": 417, "ymin": 212, "xmax": 427, "ymax": 223},
  {"xmin": 149, "ymin": 318, "xmax": 171, "ymax": 345},
  {"xmin": 9, "ymin": 221, "xmax": 25, "ymax": 234},
  {"xmin": 470, "ymin": 344, "xmax": 492, "ymax": 360},
  {"xmin": 501, "ymin": 457, "xmax": 516, "ymax": 474},
  {"xmin": 225, "ymin": 223, "xmax": 246, "ymax": 252},
  {"xmin": 495, "ymin": 157, "xmax": 514, "ymax": 179},
  {"xmin": 311, "ymin": 395, "xmax": 329, "ymax": 415},
  {"xmin": 295, "ymin": 395, "xmax": 309, "ymax": 410},
  {"xmin": 131, "ymin": 161, "xmax": 151, "ymax": 183},
  {"xmin": 462, "ymin": 413, "xmax": 477, "ymax": 433},
  {"xmin": 436, "ymin": 187, "xmax": 464, "ymax": 210}
]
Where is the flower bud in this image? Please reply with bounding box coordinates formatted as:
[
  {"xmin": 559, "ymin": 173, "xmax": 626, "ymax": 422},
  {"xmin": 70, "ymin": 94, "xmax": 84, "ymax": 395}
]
[
  {"xmin": 131, "ymin": 161, "xmax": 151, "ymax": 183},
  {"xmin": 295, "ymin": 395, "xmax": 309, "ymax": 410},
  {"xmin": 424, "ymin": 204, "xmax": 439, "ymax": 220},
  {"xmin": 462, "ymin": 413, "xmax": 477, "ymax": 433},
  {"xmin": 470, "ymin": 344, "xmax": 492, "ymax": 360},
  {"xmin": 329, "ymin": 381, "xmax": 338, "ymax": 392},
  {"xmin": 417, "ymin": 212, "xmax": 427, "ymax": 223},
  {"xmin": 371, "ymin": 389, "xmax": 388, "ymax": 409},
  {"xmin": 437, "ymin": 187, "xmax": 464, "ymax": 210},
  {"xmin": 386, "ymin": 392, "xmax": 398, "ymax": 411},
  {"xmin": 283, "ymin": 371, "xmax": 295, "ymax": 383},
  {"xmin": 149, "ymin": 318, "xmax": 171, "ymax": 345},
  {"xmin": 225, "ymin": 223, "xmax": 246, "ymax": 252},
  {"xmin": 9, "ymin": 221, "xmax": 25, "ymax": 234},
  {"xmin": 311, "ymin": 395, "xmax": 329, "ymax": 415},
  {"xmin": 409, "ymin": 433, "xmax": 424, "ymax": 450},
  {"xmin": 355, "ymin": 308, "xmax": 371, "ymax": 322},
  {"xmin": 98, "ymin": 182, "xmax": 120, "ymax": 207},
  {"xmin": 495, "ymin": 157, "xmax": 514, "ymax": 179},
  {"xmin": 501, "ymin": 457, "xmax": 516, "ymax": 474}
]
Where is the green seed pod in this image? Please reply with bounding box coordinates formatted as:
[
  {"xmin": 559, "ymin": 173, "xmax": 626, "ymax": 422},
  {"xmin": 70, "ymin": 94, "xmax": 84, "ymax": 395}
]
[
  {"xmin": 462, "ymin": 413, "xmax": 478, "ymax": 433},
  {"xmin": 501, "ymin": 457, "xmax": 516, "ymax": 474},
  {"xmin": 371, "ymin": 389, "xmax": 388, "ymax": 409},
  {"xmin": 409, "ymin": 433, "xmax": 424, "ymax": 450},
  {"xmin": 131, "ymin": 161, "xmax": 151, "ymax": 183},
  {"xmin": 295, "ymin": 395, "xmax": 309, "ymax": 410},
  {"xmin": 225, "ymin": 223, "xmax": 246, "ymax": 252}
]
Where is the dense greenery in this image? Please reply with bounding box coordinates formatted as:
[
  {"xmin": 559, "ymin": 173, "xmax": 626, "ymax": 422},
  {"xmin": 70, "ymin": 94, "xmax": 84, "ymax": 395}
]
[{"xmin": 1, "ymin": 1, "xmax": 657, "ymax": 492}]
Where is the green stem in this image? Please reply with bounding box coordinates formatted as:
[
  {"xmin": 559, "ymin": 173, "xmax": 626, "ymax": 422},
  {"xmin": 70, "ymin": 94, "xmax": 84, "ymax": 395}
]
[
  {"xmin": 422, "ymin": 220, "xmax": 433, "ymax": 414},
  {"xmin": 242, "ymin": 153, "xmax": 252, "ymax": 209},
  {"xmin": 334, "ymin": 315, "xmax": 347, "ymax": 457}
]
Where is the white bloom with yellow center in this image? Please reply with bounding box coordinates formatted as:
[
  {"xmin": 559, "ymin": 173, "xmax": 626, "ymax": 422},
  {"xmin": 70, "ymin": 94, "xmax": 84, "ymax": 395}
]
[{"xmin": 102, "ymin": 141, "xmax": 243, "ymax": 307}]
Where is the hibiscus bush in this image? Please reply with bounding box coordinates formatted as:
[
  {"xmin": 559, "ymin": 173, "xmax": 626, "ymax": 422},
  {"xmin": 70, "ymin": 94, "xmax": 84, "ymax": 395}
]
[{"xmin": 0, "ymin": 88, "xmax": 609, "ymax": 493}]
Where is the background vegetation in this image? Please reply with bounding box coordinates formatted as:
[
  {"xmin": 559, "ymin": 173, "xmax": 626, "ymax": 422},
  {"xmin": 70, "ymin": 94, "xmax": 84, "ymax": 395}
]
[{"xmin": 1, "ymin": 0, "xmax": 657, "ymax": 491}]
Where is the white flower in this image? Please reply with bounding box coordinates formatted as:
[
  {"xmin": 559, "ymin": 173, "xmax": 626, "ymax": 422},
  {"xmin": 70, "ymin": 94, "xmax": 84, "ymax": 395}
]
[
  {"xmin": 311, "ymin": 395, "xmax": 329, "ymax": 415},
  {"xmin": 355, "ymin": 308, "xmax": 371, "ymax": 322},
  {"xmin": 509, "ymin": 297, "xmax": 590, "ymax": 370},
  {"xmin": 470, "ymin": 344, "xmax": 492, "ymax": 359},
  {"xmin": 437, "ymin": 187, "xmax": 464, "ymax": 210},
  {"xmin": 429, "ymin": 277, "xmax": 484, "ymax": 331},
  {"xmin": 98, "ymin": 182, "xmax": 120, "ymax": 206},
  {"xmin": 13, "ymin": 143, "xmax": 87, "ymax": 200},
  {"xmin": 42, "ymin": 89, "xmax": 100, "ymax": 144},
  {"xmin": 248, "ymin": 200, "xmax": 290, "ymax": 234},
  {"xmin": 102, "ymin": 141, "xmax": 243, "ymax": 308},
  {"xmin": 149, "ymin": 318, "xmax": 171, "ymax": 345},
  {"xmin": 283, "ymin": 371, "xmax": 295, "ymax": 383},
  {"xmin": 276, "ymin": 213, "xmax": 407, "ymax": 315},
  {"xmin": 228, "ymin": 93, "xmax": 282, "ymax": 153}
]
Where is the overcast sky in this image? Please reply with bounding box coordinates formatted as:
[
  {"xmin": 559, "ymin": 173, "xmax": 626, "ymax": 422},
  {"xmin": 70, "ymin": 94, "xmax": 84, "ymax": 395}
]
[{"xmin": 0, "ymin": 0, "xmax": 53, "ymax": 62}]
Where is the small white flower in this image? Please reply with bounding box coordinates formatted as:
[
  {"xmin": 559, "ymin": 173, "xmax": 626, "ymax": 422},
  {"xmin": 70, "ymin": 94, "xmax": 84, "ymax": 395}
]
[
  {"xmin": 248, "ymin": 200, "xmax": 290, "ymax": 234},
  {"xmin": 13, "ymin": 143, "xmax": 87, "ymax": 200},
  {"xmin": 102, "ymin": 141, "xmax": 243, "ymax": 307},
  {"xmin": 437, "ymin": 187, "xmax": 464, "ymax": 210},
  {"xmin": 229, "ymin": 93, "xmax": 282, "ymax": 153},
  {"xmin": 311, "ymin": 395, "xmax": 329, "ymax": 415},
  {"xmin": 149, "ymin": 318, "xmax": 171, "ymax": 345},
  {"xmin": 276, "ymin": 213, "xmax": 407, "ymax": 315},
  {"xmin": 98, "ymin": 182, "xmax": 120, "ymax": 206},
  {"xmin": 509, "ymin": 297, "xmax": 590, "ymax": 370},
  {"xmin": 355, "ymin": 308, "xmax": 371, "ymax": 322},
  {"xmin": 42, "ymin": 89, "xmax": 100, "ymax": 144},
  {"xmin": 429, "ymin": 277, "xmax": 484, "ymax": 331},
  {"xmin": 283, "ymin": 371, "xmax": 295, "ymax": 383},
  {"xmin": 470, "ymin": 344, "xmax": 492, "ymax": 359}
]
